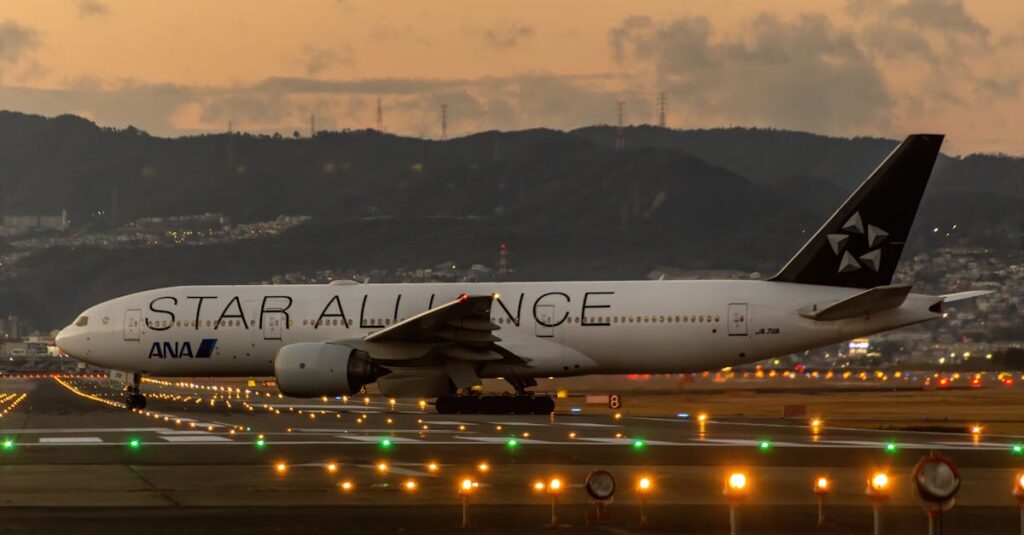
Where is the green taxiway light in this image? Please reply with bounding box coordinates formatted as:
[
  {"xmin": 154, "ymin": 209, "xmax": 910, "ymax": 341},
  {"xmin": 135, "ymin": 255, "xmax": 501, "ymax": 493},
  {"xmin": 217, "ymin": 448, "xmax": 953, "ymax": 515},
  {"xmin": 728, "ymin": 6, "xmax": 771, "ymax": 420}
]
[
  {"xmin": 632, "ymin": 439, "xmax": 646, "ymax": 450},
  {"xmin": 884, "ymin": 442, "xmax": 898, "ymax": 453},
  {"xmin": 758, "ymin": 440, "xmax": 772, "ymax": 451},
  {"xmin": 256, "ymin": 439, "xmax": 266, "ymax": 449},
  {"xmin": 1012, "ymin": 444, "xmax": 1023, "ymax": 455},
  {"xmin": 2, "ymin": 439, "xmax": 13, "ymax": 450},
  {"xmin": 128, "ymin": 438, "xmax": 141, "ymax": 449},
  {"xmin": 380, "ymin": 438, "xmax": 393, "ymax": 449},
  {"xmin": 506, "ymin": 438, "xmax": 519, "ymax": 449}
]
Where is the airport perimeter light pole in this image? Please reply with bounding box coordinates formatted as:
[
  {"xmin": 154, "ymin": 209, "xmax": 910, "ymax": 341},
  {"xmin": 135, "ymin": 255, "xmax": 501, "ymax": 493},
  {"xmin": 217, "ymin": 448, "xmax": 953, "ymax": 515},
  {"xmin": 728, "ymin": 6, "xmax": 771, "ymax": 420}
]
[
  {"xmin": 1013, "ymin": 472, "xmax": 1024, "ymax": 535},
  {"xmin": 723, "ymin": 472, "xmax": 749, "ymax": 535},
  {"xmin": 458, "ymin": 478, "xmax": 477, "ymax": 528},
  {"xmin": 867, "ymin": 472, "xmax": 891, "ymax": 535},
  {"xmin": 814, "ymin": 476, "xmax": 831, "ymax": 527}
]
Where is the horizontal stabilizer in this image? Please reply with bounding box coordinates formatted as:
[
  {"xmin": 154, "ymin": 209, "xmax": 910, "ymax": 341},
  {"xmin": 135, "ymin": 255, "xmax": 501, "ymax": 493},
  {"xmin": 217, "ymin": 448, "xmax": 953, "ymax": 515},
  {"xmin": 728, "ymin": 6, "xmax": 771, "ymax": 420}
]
[
  {"xmin": 941, "ymin": 290, "xmax": 994, "ymax": 303},
  {"xmin": 799, "ymin": 284, "xmax": 912, "ymax": 321}
]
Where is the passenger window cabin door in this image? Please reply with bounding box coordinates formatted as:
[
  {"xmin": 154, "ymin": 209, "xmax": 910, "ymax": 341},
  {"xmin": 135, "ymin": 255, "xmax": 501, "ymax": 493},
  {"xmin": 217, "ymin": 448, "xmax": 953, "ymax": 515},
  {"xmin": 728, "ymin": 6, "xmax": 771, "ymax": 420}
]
[
  {"xmin": 535, "ymin": 304, "xmax": 554, "ymax": 338},
  {"xmin": 124, "ymin": 309, "xmax": 141, "ymax": 341},
  {"xmin": 728, "ymin": 303, "xmax": 748, "ymax": 336},
  {"xmin": 262, "ymin": 312, "xmax": 283, "ymax": 340}
]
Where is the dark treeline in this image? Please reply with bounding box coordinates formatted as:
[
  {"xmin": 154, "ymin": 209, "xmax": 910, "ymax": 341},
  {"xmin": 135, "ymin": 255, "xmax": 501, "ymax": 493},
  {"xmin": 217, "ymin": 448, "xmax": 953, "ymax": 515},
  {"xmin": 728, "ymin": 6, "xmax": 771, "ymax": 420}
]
[{"xmin": 0, "ymin": 112, "xmax": 1019, "ymax": 329}]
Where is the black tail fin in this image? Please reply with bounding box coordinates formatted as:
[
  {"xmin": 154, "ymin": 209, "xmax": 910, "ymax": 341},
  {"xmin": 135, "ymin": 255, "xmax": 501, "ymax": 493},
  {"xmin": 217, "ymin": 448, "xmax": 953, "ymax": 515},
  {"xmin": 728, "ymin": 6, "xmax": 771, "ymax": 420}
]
[{"xmin": 770, "ymin": 134, "xmax": 943, "ymax": 289}]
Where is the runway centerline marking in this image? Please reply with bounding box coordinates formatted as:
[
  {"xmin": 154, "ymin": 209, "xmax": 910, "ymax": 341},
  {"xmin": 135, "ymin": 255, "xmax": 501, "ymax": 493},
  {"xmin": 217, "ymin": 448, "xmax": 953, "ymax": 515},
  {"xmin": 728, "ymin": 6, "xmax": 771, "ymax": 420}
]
[{"xmin": 38, "ymin": 437, "xmax": 103, "ymax": 444}]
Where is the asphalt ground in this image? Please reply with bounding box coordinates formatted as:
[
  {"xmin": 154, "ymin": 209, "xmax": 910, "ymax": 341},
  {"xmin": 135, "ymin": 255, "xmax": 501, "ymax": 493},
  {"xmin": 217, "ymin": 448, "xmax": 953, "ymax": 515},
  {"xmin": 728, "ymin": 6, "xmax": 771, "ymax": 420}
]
[{"xmin": 0, "ymin": 377, "xmax": 1022, "ymax": 533}]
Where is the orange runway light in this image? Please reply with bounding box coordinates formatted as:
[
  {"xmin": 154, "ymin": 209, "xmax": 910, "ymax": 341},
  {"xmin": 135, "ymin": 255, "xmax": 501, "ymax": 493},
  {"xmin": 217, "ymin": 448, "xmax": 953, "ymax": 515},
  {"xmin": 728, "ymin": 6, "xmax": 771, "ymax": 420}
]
[
  {"xmin": 274, "ymin": 462, "xmax": 287, "ymax": 475},
  {"xmin": 728, "ymin": 472, "xmax": 747, "ymax": 492},
  {"xmin": 815, "ymin": 476, "xmax": 830, "ymax": 495},
  {"xmin": 459, "ymin": 478, "xmax": 477, "ymax": 495},
  {"xmin": 376, "ymin": 462, "xmax": 389, "ymax": 473},
  {"xmin": 325, "ymin": 463, "xmax": 338, "ymax": 474},
  {"xmin": 403, "ymin": 479, "xmax": 418, "ymax": 491},
  {"xmin": 533, "ymin": 481, "xmax": 546, "ymax": 492},
  {"xmin": 340, "ymin": 480, "xmax": 354, "ymax": 492},
  {"xmin": 867, "ymin": 471, "xmax": 891, "ymax": 502}
]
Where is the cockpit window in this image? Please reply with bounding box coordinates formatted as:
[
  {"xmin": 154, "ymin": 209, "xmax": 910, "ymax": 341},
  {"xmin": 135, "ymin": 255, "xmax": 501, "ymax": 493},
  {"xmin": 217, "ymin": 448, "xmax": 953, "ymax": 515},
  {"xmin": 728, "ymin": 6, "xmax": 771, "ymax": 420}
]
[{"xmin": 74, "ymin": 316, "xmax": 89, "ymax": 327}]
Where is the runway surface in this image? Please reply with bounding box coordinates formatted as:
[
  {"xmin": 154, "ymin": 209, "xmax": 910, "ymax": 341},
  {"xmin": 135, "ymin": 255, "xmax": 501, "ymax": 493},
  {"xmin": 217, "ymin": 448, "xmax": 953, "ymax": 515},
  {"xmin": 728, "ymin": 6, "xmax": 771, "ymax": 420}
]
[{"xmin": 0, "ymin": 376, "xmax": 1021, "ymax": 533}]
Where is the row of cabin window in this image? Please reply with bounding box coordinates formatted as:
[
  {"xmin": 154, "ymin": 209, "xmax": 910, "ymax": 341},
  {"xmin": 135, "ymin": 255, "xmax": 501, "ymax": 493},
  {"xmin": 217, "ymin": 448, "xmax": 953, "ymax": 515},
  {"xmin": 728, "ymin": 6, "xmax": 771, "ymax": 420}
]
[
  {"xmin": 493, "ymin": 315, "xmax": 721, "ymax": 325},
  {"xmin": 150, "ymin": 319, "xmax": 286, "ymax": 328},
  {"xmin": 153, "ymin": 314, "xmax": 721, "ymax": 330}
]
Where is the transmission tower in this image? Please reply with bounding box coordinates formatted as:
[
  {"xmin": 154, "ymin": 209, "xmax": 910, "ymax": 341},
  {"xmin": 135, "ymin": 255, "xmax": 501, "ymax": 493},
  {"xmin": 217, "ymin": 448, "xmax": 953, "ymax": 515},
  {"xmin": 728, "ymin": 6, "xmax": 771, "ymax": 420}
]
[
  {"xmin": 615, "ymin": 100, "xmax": 625, "ymax": 151},
  {"xmin": 376, "ymin": 97, "xmax": 384, "ymax": 131},
  {"xmin": 441, "ymin": 104, "xmax": 448, "ymax": 140},
  {"xmin": 657, "ymin": 92, "xmax": 667, "ymax": 128}
]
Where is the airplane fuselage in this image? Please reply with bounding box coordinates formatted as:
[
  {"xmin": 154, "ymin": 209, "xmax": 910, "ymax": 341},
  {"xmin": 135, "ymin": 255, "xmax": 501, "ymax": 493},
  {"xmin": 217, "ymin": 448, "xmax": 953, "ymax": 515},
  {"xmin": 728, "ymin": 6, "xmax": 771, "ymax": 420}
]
[{"xmin": 56, "ymin": 279, "xmax": 941, "ymax": 379}]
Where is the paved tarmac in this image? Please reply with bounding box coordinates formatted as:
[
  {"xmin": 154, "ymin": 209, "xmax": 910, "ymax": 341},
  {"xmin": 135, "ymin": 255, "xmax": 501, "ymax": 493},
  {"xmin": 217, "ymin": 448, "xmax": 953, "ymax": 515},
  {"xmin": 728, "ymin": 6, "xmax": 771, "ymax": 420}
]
[{"xmin": 0, "ymin": 376, "xmax": 1022, "ymax": 533}]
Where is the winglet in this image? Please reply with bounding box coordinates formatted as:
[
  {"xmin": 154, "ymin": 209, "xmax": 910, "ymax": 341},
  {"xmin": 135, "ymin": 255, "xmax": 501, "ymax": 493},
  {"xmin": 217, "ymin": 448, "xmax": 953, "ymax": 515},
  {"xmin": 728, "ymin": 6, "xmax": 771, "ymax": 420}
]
[{"xmin": 940, "ymin": 290, "xmax": 994, "ymax": 303}]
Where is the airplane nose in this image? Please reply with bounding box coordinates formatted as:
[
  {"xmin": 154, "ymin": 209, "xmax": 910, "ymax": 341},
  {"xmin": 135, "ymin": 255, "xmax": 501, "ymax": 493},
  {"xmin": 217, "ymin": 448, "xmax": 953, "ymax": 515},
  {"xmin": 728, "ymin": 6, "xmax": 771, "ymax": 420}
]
[{"xmin": 55, "ymin": 327, "xmax": 87, "ymax": 358}]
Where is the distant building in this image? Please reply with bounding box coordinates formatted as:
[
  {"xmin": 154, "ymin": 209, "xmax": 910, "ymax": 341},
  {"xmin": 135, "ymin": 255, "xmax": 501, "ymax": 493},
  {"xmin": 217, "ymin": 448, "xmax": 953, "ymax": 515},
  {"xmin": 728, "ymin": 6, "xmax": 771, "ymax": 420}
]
[
  {"xmin": 0, "ymin": 209, "xmax": 68, "ymax": 235},
  {"xmin": 2, "ymin": 315, "xmax": 21, "ymax": 340}
]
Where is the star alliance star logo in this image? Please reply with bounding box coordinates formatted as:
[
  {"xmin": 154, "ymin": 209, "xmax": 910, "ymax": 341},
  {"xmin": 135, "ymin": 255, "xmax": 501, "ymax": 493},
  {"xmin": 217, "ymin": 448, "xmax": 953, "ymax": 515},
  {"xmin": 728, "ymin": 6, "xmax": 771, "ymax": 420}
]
[{"xmin": 826, "ymin": 211, "xmax": 888, "ymax": 273}]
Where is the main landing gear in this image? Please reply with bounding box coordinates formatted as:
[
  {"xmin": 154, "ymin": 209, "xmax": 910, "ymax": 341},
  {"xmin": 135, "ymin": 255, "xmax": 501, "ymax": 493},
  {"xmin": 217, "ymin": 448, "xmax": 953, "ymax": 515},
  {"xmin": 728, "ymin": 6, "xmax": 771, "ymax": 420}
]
[
  {"xmin": 434, "ymin": 395, "xmax": 555, "ymax": 415},
  {"xmin": 434, "ymin": 377, "xmax": 555, "ymax": 415},
  {"xmin": 121, "ymin": 372, "xmax": 147, "ymax": 410}
]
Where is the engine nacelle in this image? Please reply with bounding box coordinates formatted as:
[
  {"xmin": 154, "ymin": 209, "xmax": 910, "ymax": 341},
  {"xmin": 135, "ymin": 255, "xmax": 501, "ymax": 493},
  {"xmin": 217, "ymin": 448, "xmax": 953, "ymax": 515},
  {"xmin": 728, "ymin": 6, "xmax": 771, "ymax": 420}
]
[{"xmin": 274, "ymin": 342, "xmax": 386, "ymax": 397}]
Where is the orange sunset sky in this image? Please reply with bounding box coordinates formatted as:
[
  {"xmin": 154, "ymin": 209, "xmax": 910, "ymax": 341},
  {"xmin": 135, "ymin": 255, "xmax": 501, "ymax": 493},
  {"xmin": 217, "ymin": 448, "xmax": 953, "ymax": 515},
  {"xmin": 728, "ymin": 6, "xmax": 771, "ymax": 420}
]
[{"xmin": 0, "ymin": 0, "xmax": 1021, "ymax": 154}]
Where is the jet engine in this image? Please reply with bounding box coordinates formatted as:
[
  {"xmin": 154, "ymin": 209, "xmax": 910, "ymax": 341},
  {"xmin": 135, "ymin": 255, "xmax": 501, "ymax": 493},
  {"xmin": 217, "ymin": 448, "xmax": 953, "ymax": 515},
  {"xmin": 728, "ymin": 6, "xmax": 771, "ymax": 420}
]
[{"xmin": 274, "ymin": 342, "xmax": 387, "ymax": 397}]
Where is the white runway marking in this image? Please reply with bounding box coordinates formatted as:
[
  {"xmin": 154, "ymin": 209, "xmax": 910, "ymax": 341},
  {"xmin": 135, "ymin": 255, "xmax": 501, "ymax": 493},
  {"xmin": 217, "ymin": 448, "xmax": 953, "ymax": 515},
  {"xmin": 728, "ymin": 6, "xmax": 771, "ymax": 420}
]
[
  {"xmin": 38, "ymin": 437, "xmax": 103, "ymax": 444},
  {"xmin": 0, "ymin": 427, "xmax": 167, "ymax": 434},
  {"xmin": 578, "ymin": 437, "xmax": 680, "ymax": 446},
  {"xmin": 356, "ymin": 464, "xmax": 429, "ymax": 477},
  {"xmin": 485, "ymin": 421, "xmax": 553, "ymax": 427},
  {"xmin": 160, "ymin": 435, "xmax": 234, "ymax": 443},
  {"xmin": 335, "ymin": 435, "xmax": 424, "ymax": 443},
  {"xmin": 456, "ymin": 436, "xmax": 556, "ymax": 444}
]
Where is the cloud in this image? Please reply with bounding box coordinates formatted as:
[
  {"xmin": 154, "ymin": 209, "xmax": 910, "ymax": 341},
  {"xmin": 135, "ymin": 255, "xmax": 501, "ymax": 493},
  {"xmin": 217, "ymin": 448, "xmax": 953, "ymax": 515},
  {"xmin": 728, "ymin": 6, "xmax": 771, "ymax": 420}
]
[
  {"xmin": 0, "ymin": 20, "xmax": 41, "ymax": 81},
  {"xmin": 890, "ymin": 0, "xmax": 988, "ymax": 39},
  {"xmin": 77, "ymin": 0, "xmax": 111, "ymax": 17},
  {"xmin": 481, "ymin": 21, "xmax": 535, "ymax": 49},
  {"xmin": 610, "ymin": 13, "xmax": 892, "ymax": 133},
  {"xmin": 303, "ymin": 45, "xmax": 354, "ymax": 76},
  {"xmin": 0, "ymin": 20, "xmax": 40, "ymax": 64}
]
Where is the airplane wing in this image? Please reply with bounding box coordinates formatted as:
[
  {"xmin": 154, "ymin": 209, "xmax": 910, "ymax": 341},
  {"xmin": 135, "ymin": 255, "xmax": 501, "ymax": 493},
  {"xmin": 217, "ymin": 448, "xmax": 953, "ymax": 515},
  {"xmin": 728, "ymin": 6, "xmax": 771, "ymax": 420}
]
[
  {"xmin": 799, "ymin": 284, "xmax": 912, "ymax": 321},
  {"xmin": 364, "ymin": 293, "xmax": 498, "ymax": 345},
  {"xmin": 334, "ymin": 293, "xmax": 521, "ymax": 363},
  {"xmin": 329, "ymin": 294, "xmax": 525, "ymax": 392}
]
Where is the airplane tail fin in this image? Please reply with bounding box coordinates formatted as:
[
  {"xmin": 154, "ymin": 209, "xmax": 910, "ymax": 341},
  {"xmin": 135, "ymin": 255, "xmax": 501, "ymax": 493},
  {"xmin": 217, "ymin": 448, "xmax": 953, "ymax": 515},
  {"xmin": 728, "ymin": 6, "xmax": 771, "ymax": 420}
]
[{"xmin": 769, "ymin": 134, "xmax": 944, "ymax": 289}]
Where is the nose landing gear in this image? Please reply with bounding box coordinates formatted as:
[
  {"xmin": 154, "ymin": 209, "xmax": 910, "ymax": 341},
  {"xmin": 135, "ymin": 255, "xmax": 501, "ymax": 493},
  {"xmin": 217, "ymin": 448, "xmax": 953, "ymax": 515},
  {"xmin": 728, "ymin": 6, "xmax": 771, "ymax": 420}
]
[
  {"xmin": 124, "ymin": 391, "xmax": 147, "ymax": 410},
  {"xmin": 119, "ymin": 372, "xmax": 147, "ymax": 410}
]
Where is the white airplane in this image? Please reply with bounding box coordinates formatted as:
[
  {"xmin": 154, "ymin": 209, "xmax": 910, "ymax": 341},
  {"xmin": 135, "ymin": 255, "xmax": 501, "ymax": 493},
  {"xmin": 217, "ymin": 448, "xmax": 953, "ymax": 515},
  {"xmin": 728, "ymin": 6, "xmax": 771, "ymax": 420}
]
[{"xmin": 56, "ymin": 134, "xmax": 988, "ymax": 413}]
